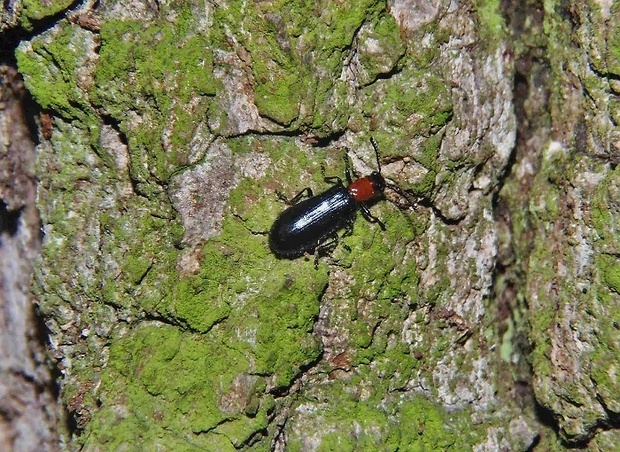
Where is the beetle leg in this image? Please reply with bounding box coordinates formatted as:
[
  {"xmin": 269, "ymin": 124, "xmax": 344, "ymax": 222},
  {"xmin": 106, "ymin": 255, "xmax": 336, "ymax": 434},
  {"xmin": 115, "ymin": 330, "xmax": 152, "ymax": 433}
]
[
  {"xmin": 277, "ymin": 187, "xmax": 313, "ymax": 205},
  {"xmin": 317, "ymin": 233, "xmax": 339, "ymax": 254},
  {"xmin": 313, "ymin": 232, "xmax": 340, "ymax": 268},
  {"xmin": 359, "ymin": 204, "xmax": 386, "ymax": 230},
  {"xmin": 314, "ymin": 223, "xmax": 356, "ymax": 266},
  {"xmin": 321, "ymin": 164, "xmax": 343, "ymax": 186},
  {"xmin": 339, "ymin": 220, "xmax": 353, "ymax": 252}
]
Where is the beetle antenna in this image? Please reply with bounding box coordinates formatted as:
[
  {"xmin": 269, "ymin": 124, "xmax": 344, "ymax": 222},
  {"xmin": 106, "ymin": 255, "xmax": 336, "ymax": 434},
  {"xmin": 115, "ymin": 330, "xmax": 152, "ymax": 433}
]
[
  {"xmin": 369, "ymin": 137, "xmax": 413, "ymax": 207},
  {"xmin": 369, "ymin": 136, "xmax": 382, "ymax": 173}
]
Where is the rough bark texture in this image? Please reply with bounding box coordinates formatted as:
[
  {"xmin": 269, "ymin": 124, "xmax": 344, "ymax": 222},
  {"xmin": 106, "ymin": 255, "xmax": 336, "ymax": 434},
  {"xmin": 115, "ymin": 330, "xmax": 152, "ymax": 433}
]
[
  {"xmin": 2, "ymin": 0, "xmax": 619, "ymax": 450},
  {"xmin": 0, "ymin": 66, "xmax": 59, "ymax": 450},
  {"xmin": 500, "ymin": 1, "xmax": 620, "ymax": 446}
]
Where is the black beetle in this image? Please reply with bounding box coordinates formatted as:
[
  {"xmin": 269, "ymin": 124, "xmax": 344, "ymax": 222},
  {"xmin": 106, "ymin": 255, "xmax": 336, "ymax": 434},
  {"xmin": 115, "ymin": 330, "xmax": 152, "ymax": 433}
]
[{"xmin": 269, "ymin": 138, "xmax": 389, "ymax": 261}]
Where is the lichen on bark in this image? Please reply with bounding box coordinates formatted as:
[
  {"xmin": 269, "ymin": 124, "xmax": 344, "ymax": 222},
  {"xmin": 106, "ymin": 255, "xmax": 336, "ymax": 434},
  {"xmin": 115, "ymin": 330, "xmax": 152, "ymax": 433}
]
[{"xmin": 7, "ymin": 0, "xmax": 620, "ymax": 449}]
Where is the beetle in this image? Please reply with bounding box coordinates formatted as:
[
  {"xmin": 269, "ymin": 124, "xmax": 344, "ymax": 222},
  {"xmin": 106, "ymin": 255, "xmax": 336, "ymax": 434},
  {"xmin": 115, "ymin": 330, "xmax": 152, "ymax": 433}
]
[{"xmin": 269, "ymin": 138, "xmax": 389, "ymax": 261}]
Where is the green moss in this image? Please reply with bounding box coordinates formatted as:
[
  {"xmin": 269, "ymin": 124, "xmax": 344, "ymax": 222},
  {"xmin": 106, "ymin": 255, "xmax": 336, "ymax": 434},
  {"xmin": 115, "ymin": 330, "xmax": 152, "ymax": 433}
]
[
  {"xmin": 213, "ymin": 412, "xmax": 271, "ymax": 449},
  {"xmin": 606, "ymin": 2, "xmax": 620, "ymax": 75},
  {"xmin": 92, "ymin": 16, "xmax": 218, "ymax": 187},
  {"xmin": 84, "ymin": 173, "xmax": 328, "ymax": 441},
  {"xmin": 356, "ymin": 31, "xmax": 452, "ymax": 185},
  {"xmin": 473, "ymin": 0, "xmax": 507, "ymax": 42},
  {"xmin": 252, "ymin": 54, "xmax": 303, "ymax": 125},
  {"xmin": 228, "ymin": 0, "xmax": 306, "ymax": 125},
  {"xmin": 287, "ymin": 384, "xmax": 479, "ymax": 450},
  {"xmin": 591, "ymin": 165, "xmax": 620, "ymax": 250},
  {"xmin": 588, "ymin": 286, "xmax": 620, "ymax": 410},
  {"xmin": 398, "ymin": 397, "xmax": 477, "ymax": 449},
  {"xmin": 371, "ymin": 342, "xmax": 418, "ymax": 388},
  {"xmin": 20, "ymin": 0, "xmax": 74, "ymax": 30},
  {"xmin": 170, "ymin": 277, "xmax": 232, "ymax": 333},
  {"xmin": 213, "ymin": 0, "xmax": 386, "ymax": 133},
  {"xmin": 23, "ymin": 1, "xmax": 454, "ymax": 447},
  {"xmin": 364, "ymin": 68, "xmax": 451, "ymax": 138},
  {"xmin": 597, "ymin": 254, "xmax": 620, "ymax": 295},
  {"xmin": 94, "ymin": 20, "xmax": 216, "ymax": 109},
  {"xmin": 84, "ymin": 325, "xmax": 256, "ymax": 449},
  {"xmin": 98, "ymin": 198, "xmax": 182, "ymax": 311},
  {"xmin": 355, "ymin": 12, "xmax": 406, "ymax": 86},
  {"xmin": 418, "ymin": 132, "xmax": 443, "ymax": 171},
  {"xmin": 15, "ymin": 49, "xmax": 73, "ymax": 115},
  {"xmin": 16, "ymin": 24, "xmax": 95, "ymax": 122},
  {"xmin": 526, "ymin": 252, "xmax": 558, "ymax": 377},
  {"xmin": 287, "ymin": 378, "xmax": 392, "ymax": 450},
  {"xmin": 308, "ymin": 79, "xmax": 351, "ymax": 134}
]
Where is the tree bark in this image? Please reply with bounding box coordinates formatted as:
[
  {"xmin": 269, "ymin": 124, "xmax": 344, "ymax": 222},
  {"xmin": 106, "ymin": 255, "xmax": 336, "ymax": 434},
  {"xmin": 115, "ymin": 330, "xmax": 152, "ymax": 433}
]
[
  {"xmin": 2, "ymin": 0, "xmax": 619, "ymax": 449},
  {"xmin": 0, "ymin": 66, "xmax": 59, "ymax": 450}
]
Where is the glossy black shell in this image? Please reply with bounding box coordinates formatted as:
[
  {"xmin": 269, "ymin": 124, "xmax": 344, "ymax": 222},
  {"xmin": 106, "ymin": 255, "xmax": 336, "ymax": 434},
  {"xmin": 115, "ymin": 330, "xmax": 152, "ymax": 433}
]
[{"xmin": 269, "ymin": 185, "xmax": 357, "ymax": 258}]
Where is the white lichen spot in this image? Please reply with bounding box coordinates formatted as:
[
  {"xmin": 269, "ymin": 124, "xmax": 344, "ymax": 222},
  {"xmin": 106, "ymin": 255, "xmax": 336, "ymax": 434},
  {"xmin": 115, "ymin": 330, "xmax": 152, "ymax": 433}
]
[
  {"xmin": 294, "ymin": 403, "xmax": 319, "ymax": 416},
  {"xmin": 236, "ymin": 326, "xmax": 257, "ymax": 347},
  {"xmin": 389, "ymin": 0, "xmax": 444, "ymax": 32},
  {"xmin": 473, "ymin": 427, "xmax": 512, "ymax": 452},
  {"xmin": 543, "ymin": 140, "xmax": 567, "ymax": 163},
  {"xmin": 515, "ymin": 155, "xmax": 535, "ymax": 180},
  {"xmin": 236, "ymin": 152, "xmax": 270, "ymax": 179},
  {"xmin": 361, "ymin": 36, "xmax": 382, "ymax": 55},
  {"xmin": 169, "ymin": 141, "xmax": 237, "ymax": 244},
  {"xmin": 99, "ymin": 125, "xmax": 133, "ymax": 197},
  {"xmin": 169, "ymin": 141, "xmax": 272, "ymax": 259}
]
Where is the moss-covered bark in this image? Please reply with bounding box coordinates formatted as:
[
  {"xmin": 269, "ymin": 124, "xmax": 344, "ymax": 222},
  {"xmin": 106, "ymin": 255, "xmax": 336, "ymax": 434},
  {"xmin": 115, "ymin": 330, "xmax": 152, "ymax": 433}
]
[
  {"xmin": 499, "ymin": 0, "xmax": 620, "ymax": 446},
  {"xmin": 5, "ymin": 0, "xmax": 619, "ymax": 449}
]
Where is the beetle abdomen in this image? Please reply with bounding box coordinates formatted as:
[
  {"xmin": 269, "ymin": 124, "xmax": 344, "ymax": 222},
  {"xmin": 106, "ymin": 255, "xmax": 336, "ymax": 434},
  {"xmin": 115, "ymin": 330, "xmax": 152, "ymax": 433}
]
[{"xmin": 269, "ymin": 186, "xmax": 356, "ymax": 258}]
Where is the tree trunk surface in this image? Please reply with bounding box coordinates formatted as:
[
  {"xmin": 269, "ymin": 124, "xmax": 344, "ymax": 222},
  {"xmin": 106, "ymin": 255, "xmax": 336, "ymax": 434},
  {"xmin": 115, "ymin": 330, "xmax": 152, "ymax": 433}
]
[
  {"xmin": 0, "ymin": 66, "xmax": 59, "ymax": 449},
  {"xmin": 1, "ymin": 0, "xmax": 619, "ymax": 450}
]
